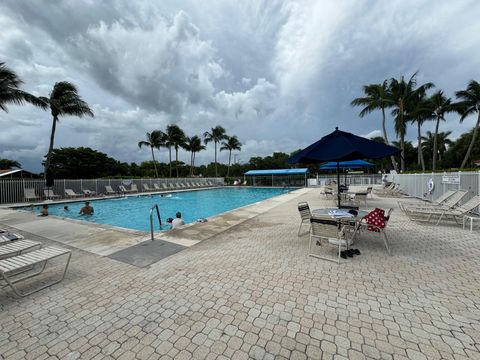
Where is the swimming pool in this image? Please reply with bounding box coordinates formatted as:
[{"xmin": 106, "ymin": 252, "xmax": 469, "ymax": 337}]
[{"xmin": 32, "ymin": 187, "xmax": 291, "ymax": 232}]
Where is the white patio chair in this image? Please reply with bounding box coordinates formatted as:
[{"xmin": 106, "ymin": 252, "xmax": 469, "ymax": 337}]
[
  {"xmin": 297, "ymin": 202, "xmax": 311, "ymax": 236},
  {"xmin": 105, "ymin": 185, "xmax": 116, "ymax": 195},
  {"xmin": 44, "ymin": 189, "xmax": 61, "ymax": 200},
  {"xmin": 357, "ymin": 208, "xmax": 393, "ymax": 255},
  {"xmin": 0, "ymin": 240, "xmax": 41, "ymax": 259},
  {"xmin": 130, "ymin": 184, "xmax": 139, "ymax": 192},
  {"xmin": 309, "ymin": 216, "xmax": 352, "ymax": 264}
]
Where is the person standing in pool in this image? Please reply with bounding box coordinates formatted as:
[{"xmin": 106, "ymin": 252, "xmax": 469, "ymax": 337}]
[
  {"xmin": 79, "ymin": 201, "xmax": 94, "ymax": 215},
  {"xmin": 171, "ymin": 211, "xmax": 185, "ymax": 229},
  {"xmin": 39, "ymin": 204, "xmax": 49, "ymax": 216}
]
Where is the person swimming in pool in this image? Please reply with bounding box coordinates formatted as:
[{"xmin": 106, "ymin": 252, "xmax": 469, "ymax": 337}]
[
  {"xmin": 39, "ymin": 204, "xmax": 49, "ymax": 216},
  {"xmin": 79, "ymin": 201, "xmax": 94, "ymax": 215}
]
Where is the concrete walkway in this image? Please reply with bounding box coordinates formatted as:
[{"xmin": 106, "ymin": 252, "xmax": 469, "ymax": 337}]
[{"xmin": 1, "ymin": 189, "xmax": 479, "ymax": 359}]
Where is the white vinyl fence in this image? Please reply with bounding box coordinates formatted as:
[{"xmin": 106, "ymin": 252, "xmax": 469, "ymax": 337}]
[
  {"xmin": 308, "ymin": 174, "xmax": 382, "ymax": 187},
  {"xmin": 387, "ymin": 171, "xmax": 480, "ymax": 213},
  {"xmin": 0, "ymin": 177, "xmax": 224, "ymax": 205}
]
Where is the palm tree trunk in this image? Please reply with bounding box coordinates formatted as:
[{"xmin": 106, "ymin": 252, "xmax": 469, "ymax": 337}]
[
  {"xmin": 44, "ymin": 115, "xmax": 58, "ymax": 176},
  {"xmin": 227, "ymin": 150, "xmax": 232, "ymax": 177},
  {"xmin": 417, "ymin": 122, "xmax": 425, "ymax": 171},
  {"xmin": 190, "ymin": 151, "xmax": 193, "ymax": 176},
  {"xmin": 175, "ymin": 148, "xmax": 179, "ymax": 178},
  {"xmin": 151, "ymin": 147, "xmax": 159, "ymax": 178},
  {"xmin": 460, "ymin": 112, "xmax": 480, "ymax": 169},
  {"xmin": 400, "ymin": 135, "xmax": 405, "ymax": 172},
  {"xmin": 432, "ymin": 117, "xmax": 441, "ymax": 171},
  {"xmin": 168, "ymin": 147, "xmax": 172, "ymax": 177},
  {"xmin": 381, "ymin": 107, "xmax": 398, "ymax": 172},
  {"xmin": 192, "ymin": 152, "xmax": 196, "ymax": 176},
  {"xmin": 214, "ymin": 142, "xmax": 218, "ymax": 177}
]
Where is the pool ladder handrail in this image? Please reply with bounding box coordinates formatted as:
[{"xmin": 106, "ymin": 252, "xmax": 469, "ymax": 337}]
[{"xmin": 150, "ymin": 204, "xmax": 162, "ymax": 241}]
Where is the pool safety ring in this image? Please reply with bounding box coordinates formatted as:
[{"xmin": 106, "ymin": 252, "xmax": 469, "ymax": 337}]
[{"xmin": 428, "ymin": 178, "xmax": 435, "ymax": 193}]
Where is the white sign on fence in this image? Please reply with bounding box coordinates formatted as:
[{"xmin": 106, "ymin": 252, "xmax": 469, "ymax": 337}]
[{"xmin": 441, "ymin": 174, "xmax": 460, "ymax": 185}]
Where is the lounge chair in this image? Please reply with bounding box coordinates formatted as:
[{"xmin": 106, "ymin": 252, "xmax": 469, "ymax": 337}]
[
  {"xmin": 406, "ymin": 195, "xmax": 480, "ymax": 226},
  {"xmin": 105, "ymin": 185, "xmax": 116, "ymax": 195},
  {"xmin": 153, "ymin": 183, "xmax": 161, "ymax": 190},
  {"xmin": 297, "ymin": 202, "xmax": 311, "ymax": 236},
  {"xmin": 0, "ymin": 240, "xmax": 41, "ymax": 259},
  {"xmin": 130, "ymin": 184, "xmax": 139, "ymax": 193},
  {"xmin": 0, "ymin": 246, "xmax": 71, "ymax": 297},
  {"xmin": 24, "ymin": 188, "xmax": 40, "ymax": 202},
  {"xmin": 82, "ymin": 189, "xmax": 96, "ymax": 196},
  {"xmin": 142, "ymin": 184, "xmax": 151, "ymax": 192},
  {"xmin": 44, "ymin": 189, "xmax": 61, "ymax": 200},
  {"xmin": 65, "ymin": 189, "xmax": 81, "ymax": 198},
  {"xmin": 160, "ymin": 183, "xmax": 168, "ymax": 190},
  {"xmin": 309, "ymin": 216, "xmax": 352, "ymax": 264},
  {"xmin": 118, "ymin": 185, "xmax": 130, "ymax": 193},
  {"xmin": 401, "ymin": 190, "xmax": 468, "ymax": 217},
  {"xmin": 1, "ymin": 232, "xmax": 25, "ymax": 245},
  {"xmin": 399, "ymin": 190, "xmax": 457, "ymax": 213}
]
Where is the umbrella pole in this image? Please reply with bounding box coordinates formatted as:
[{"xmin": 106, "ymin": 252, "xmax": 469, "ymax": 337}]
[{"xmin": 337, "ymin": 161, "xmax": 341, "ymax": 208}]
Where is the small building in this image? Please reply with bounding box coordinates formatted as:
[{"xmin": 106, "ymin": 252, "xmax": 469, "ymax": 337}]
[
  {"xmin": 0, "ymin": 169, "xmax": 40, "ymax": 179},
  {"xmin": 244, "ymin": 168, "xmax": 309, "ymax": 187}
]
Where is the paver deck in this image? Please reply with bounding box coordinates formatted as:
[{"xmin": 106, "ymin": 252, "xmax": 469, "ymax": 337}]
[{"xmin": 0, "ymin": 188, "xmax": 479, "ymax": 359}]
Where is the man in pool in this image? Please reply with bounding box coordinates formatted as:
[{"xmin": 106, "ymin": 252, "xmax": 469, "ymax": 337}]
[
  {"xmin": 79, "ymin": 201, "xmax": 94, "ymax": 215},
  {"xmin": 39, "ymin": 204, "xmax": 49, "ymax": 216},
  {"xmin": 171, "ymin": 211, "xmax": 185, "ymax": 229}
]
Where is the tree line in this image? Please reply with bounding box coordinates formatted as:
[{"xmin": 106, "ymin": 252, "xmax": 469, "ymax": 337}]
[
  {"xmin": 351, "ymin": 73, "xmax": 480, "ymax": 172},
  {"xmin": 138, "ymin": 125, "xmax": 241, "ymax": 178}
]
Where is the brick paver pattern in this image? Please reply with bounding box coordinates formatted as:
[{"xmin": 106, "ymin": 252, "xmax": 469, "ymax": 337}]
[{"xmin": 1, "ymin": 190, "xmax": 479, "ymax": 359}]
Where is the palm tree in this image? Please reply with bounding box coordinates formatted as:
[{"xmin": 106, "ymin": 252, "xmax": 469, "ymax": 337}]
[
  {"xmin": 389, "ymin": 73, "xmax": 434, "ymax": 171},
  {"xmin": 138, "ymin": 130, "xmax": 166, "ymax": 178},
  {"xmin": 41, "ymin": 82, "xmax": 94, "ymax": 175},
  {"xmin": 0, "ymin": 62, "xmax": 47, "ymax": 112},
  {"xmin": 422, "ymin": 131, "xmax": 453, "ymax": 166},
  {"xmin": 220, "ymin": 136, "xmax": 242, "ymax": 177},
  {"xmin": 351, "ymin": 81, "xmax": 397, "ymax": 171},
  {"xmin": 184, "ymin": 135, "xmax": 206, "ymax": 176},
  {"xmin": 408, "ymin": 91, "xmax": 434, "ymax": 171},
  {"xmin": 165, "ymin": 124, "xmax": 186, "ymax": 177},
  {"xmin": 428, "ymin": 91, "xmax": 456, "ymax": 170},
  {"xmin": 204, "ymin": 126, "xmax": 227, "ymax": 177},
  {"xmin": 455, "ymin": 80, "xmax": 480, "ymax": 169}
]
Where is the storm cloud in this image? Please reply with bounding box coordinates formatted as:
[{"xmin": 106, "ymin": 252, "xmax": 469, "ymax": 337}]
[{"xmin": 1, "ymin": 0, "xmax": 479, "ymax": 171}]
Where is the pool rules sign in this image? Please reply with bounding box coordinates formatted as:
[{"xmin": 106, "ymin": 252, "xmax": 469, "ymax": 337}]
[{"xmin": 441, "ymin": 174, "xmax": 461, "ymax": 185}]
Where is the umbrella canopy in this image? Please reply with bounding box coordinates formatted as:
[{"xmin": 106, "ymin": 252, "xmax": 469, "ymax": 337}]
[
  {"xmin": 319, "ymin": 159, "xmax": 375, "ymax": 170},
  {"xmin": 288, "ymin": 128, "xmax": 400, "ymax": 164},
  {"xmin": 288, "ymin": 128, "xmax": 400, "ymax": 207}
]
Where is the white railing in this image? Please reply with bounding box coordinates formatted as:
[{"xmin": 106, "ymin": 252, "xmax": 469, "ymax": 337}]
[
  {"xmin": 308, "ymin": 174, "xmax": 382, "ymax": 187},
  {"xmin": 0, "ymin": 177, "xmax": 225, "ymax": 205}
]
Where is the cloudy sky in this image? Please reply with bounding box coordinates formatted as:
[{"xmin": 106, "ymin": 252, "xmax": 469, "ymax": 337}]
[{"xmin": 1, "ymin": 0, "xmax": 479, "ymax": 172}]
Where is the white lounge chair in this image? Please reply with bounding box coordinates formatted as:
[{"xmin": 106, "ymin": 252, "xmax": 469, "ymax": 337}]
[
  {"xmin": 398, "ymin": 190, "xmax": 457, "ymax": 213},
  {"xmin": 105, "ymin": 185, "xmax": 116, "ymax": 195},
  {"xmin": 44, "ymin": 189, "xmax": 61, "ymax": 200},
  {"xmin": 403, "ymin": 190, "xmax": 469, "ymax": 220},
  {"xmin": 24, "ymin": 188, "xmax": 40, "ymax": 202},
  {"xmin": 130, "ymin": 184, "xmax": 139, "ymax": 192},
  {"xmin": 0, "ymin": 246, "xmax": 71, "ymax": 297},
  {"xmin": 0, "ymin": 240, "xmax": 41, "ymax": 260},
  {"xmin": 82, "ymin": 189, "xmax": 96, "ymax": 196},
  {"xmin": 153, "ymin": 183, "xmax": 161, "ymax": 190},
  {"xmin": 118, "ymin": 185, "xmax": 130, "ymax": 193},
  {"xmin": 142, "ymin": 184, "xmax": 151, "ymax": 192},
  {"xmin": 1, "ymin": 232, "xmax": 25, "ymax": 246},
  {"xmin": 65, "ymin": 189, "xmax": 81, "ymax": 198}
]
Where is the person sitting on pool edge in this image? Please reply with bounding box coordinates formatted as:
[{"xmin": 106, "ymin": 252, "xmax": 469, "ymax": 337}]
[
  {"xmin": 171, "ymin": 211, "xmax": 185, "ymax": 229},
  {"xmin": 79, "ymin": 201, "xmax": 94, "ymax": 215}
]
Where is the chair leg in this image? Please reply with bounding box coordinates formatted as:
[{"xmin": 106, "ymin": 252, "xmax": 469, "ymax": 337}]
[{"xmin": 382, "ymin": 231, "xmax": 391, "ymax": 255}]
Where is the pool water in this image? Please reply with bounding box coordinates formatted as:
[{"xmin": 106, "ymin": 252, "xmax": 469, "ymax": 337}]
[{"xmin": 31, "ymin": 187, "xmax": 291, "ymax": 232}]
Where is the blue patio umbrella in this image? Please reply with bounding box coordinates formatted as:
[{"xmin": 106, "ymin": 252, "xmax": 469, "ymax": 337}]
[{"xmin": 288, "ymin": 128, "xmax": 400, "ymax": 207}]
